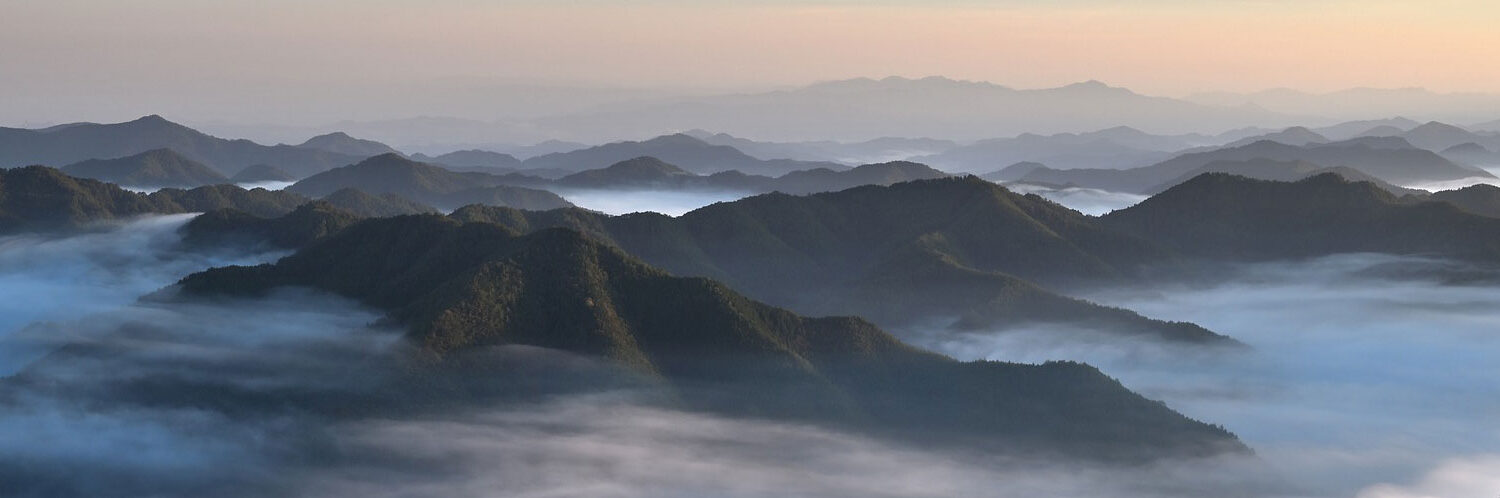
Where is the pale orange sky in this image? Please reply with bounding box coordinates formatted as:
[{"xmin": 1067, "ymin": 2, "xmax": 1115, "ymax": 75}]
[{"xmin": 3, "ymin": 0, "xmax": 1498, "ymax": 123}]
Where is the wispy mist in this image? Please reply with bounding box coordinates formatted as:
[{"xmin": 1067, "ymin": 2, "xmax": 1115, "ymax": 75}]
[
  {"xmin": 555, "ymin": 188, "xmax": 753, "ymax": 216},
  {"xmin": 1004, "ymin": 183, "xmax": 1147, "ymax": 216}
]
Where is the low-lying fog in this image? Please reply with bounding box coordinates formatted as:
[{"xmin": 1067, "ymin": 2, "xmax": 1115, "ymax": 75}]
[
  {"xmin": 0, "ymin": 215, "xmax": 283, "ymax": 374},
  {"xmin": 1399, "ymin": 166, "xmax": 1500, "ymax": 192},
  {"xmin": 555, "ymin": 188, "xmax": 755, "ymax": 216},
  {"xmin": 910, "ymin": 253, "xmax": 1500, "ymax": 498}
]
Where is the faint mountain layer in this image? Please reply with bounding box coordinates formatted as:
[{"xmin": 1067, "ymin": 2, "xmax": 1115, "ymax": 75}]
[{"xmin": 521, "ymin": 134, "xmax": 844, "ymax": 176}]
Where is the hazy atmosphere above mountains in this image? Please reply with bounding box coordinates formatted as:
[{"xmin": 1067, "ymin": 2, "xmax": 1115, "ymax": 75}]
[{"xmin": 4, "ymin": 1, "xmax": 1500, "ymax": 497}]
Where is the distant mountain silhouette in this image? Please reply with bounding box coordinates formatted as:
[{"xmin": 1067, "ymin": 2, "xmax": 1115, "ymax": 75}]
[
  {"xmin": 914, "ymin": 128, "xmax": 1188, "ymax": 173},
  {"xmin": 0, "ymin": 115, "xmax": 365, "ymax": 178},
  {"xmin": 520, "ymin": 134, "xmax": 844, "ymax": 176},
  {"xmin": 540, "ymin": 76, "xmax": 1297, "ymax": 142},
  {"xmin": 288, "ymin": 153, "xmax": 573, "ymax": 211},
  {"xmin": 409, "ymin": 149, "xmax": 523, "ymax": 172},
  {"xmin": 1440, "ymin": 142, "xmax": 1500, "ymax": 166},
  {"xmin": 1219, "ymin": 126, "xmax": 1329, "ymax": 148},
  {"xmin": 1103, "ymin": 173, "xmax": 1500, "ymax": 262},
  {"xmin": 176, "ymin": 215, "xmax": 1243, "ymax": 459},
  {"xmin": 1312, "ymin": 117, "xmax": 1421, "ymax": 140},
  {"xmin": 229, "ymin": 163, "xmax": 295, "ymax": 183},
  {"xmin": 1394, "ymin": 121, "xmax": 1491, "ymax": 151},
  {"xmin": 447, "ymin": 177, "xmax": 1233, "ymax": 345},
  {"xmin": 1022, "ymin": 137, "xmax": 1493, "ymax": 193},
  {"xmin": 296, "ymin": 131, "xmax": 399, "ymax": 157},
  {"xmin": 684, "ymin": 130, "xmax": 958, "ymax": 164},
  {"xmin": 60, "ymin": 148, "xmax": 229, "ymax": 188}
]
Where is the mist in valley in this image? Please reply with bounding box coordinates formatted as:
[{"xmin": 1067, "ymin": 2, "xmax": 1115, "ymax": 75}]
[
  {"xmin": 0, "ymin": 215, "xmax": 285, "ymax": 374},
  {"xmin": 907, "ymin": 253, "xmax": 1500, "ymax": 497},
  {"xmin": 554, "ymin": 188, "xmax": 756, "ymax": 216}
]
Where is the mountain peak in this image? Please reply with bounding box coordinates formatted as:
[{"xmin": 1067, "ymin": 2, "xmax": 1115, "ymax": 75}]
[{"xmin": 297, "ymin": 132, "xmax": 399, "ymax": 157}]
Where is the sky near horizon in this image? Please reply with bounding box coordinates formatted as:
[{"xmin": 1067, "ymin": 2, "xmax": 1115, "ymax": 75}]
[{"xmin": 3, "ymin": 0, "xmax": 1499, "ymax": 125}]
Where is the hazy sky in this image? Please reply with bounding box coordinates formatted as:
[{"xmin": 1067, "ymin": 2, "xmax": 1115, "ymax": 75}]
[{"xmin": 4, "ymin": 0, "xmax": 1499, "ymax": 125}]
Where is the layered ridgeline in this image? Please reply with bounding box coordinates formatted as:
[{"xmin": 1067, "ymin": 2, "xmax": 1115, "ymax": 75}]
[
  {"xmin": 1141, "ymin": 158, "xmax": 1423, "ymax": 196},
  {"xmin": 1020, "ymin": 137, "xmax": 1493, "ymax": 193},
  {"xmin": 287, "ymin": 153, "xmax": 574, "ymax": 211},
  {"xmin": 409, "ymin": 149, "xmax": 522, "ymax": 173},
  {"xmin": 176, "ymin": 215, "xmax": 1244, "ymax": 459},
  {"xmin": 0, "ymin": 115, "xmax": 366, "ymax": 178},
  {"xmin": 0, "ymin": 166, "xmax": 433, "ymax": 233},
  {"xmin": 60, "ymin": 148, "xmax": 229, "ymax": 188},
  {"xmin": 1102, "ymin": 173, "xmax": 1500, "ymax": 261},
  {"xmin": 443, "ymin": 177, "xmax": 1231, "ymax": 344},
  {"xmin": 550, "ymin": 156, "xmax": 950, "ymax": 195},
  {"xmin": 519, "ymin": 133, "xmax": 845, "ymax": 176}
]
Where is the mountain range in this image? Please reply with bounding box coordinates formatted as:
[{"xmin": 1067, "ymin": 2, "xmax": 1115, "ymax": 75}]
[
  {"xmin": 548, "ymin": 156, "xmax": 951, "ymax": 195},
  {"xmin": 0, "ymin": 165, "xmax": 433, "ymax": 233},
  {"xmin": 286, "ymin": 154, "xmax": 575, "ymax": 211},
  {"xmin": 529, "ymin": 77, "xmax": 1302, "ymax": 143},
  {"xmin": 0, "ymin": 115, "xmax": 367, "ymax": 178},
  {"xmin": 173, "ymin": 214, "xmax": 1244, "ymax": 459},
  {"xmin": 443, "ymin": 177, "xmax": 1234, "ymax": 345},
  {"xmin": 1020, "ymin": 136, "xmax": 1492, "ymax": 193}
]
